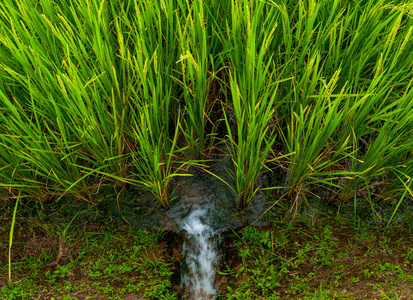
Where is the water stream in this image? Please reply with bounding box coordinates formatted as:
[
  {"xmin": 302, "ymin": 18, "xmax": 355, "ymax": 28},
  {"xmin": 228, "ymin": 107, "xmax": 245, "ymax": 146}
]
[
  {"xmin": 180, "ymin": 206, "xmax": 220, "ymax": 299},
  {"xmin": 95, "ymin": 156, "xmax": 411, "ymax": 297},
  {"xmin": 102, "ymin": 158, "xmax": 273, "ymax": 296}
]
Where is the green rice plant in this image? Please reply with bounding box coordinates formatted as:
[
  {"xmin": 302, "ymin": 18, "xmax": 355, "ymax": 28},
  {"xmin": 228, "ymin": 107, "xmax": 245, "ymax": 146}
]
[
  {"xmin": 0, "ymin": 0, "xmax": 136, "ymax": 200},
  {"xmin": 131, "ymin": 107, "xmax": 191, "ymax": 209},
  {"xmin": 268, "ymin": 0, "xmax": 412, "ymax": 125},
  {"xmin": 327, "ymin": 0, "xmax": 413, "ymax": 159},
  {"xmin": 278, "ymin": 68, "xmax": 356, "ymax": 210},
  {"xmin": 125, "ymin": 0, "xmax": 182, "ymax": 118},
  {"xmin": 335, "ymin": 0, "xmax": 413, "ymax": 201},
  {"xmin": 169, "ymin": 0, "xmax": 237, "ymax": 158},
  {"xmin": 218, "ymin": 0, "xmax": 283, "ymax": 209},
  {"xmin": 268, "ymin": 0, "xmax": 413, "ymax": 104},
  {"xmin": 0, "ymin": 89, "xmax": 100, "ymax": 202},
  {"xmin": 385, "ymin": 170, "xmax": 413, "ymax": 226},
  {"xmin": 339, "ymin": 78, "xmax": 413, "ymax": 203},
  {"xmin": 128, "ymin": 48, "xmax": 193, "ymax": 208},
  {"xmin": 0, "ymin": 0, "xmax": 197, "ymax": 208},
  {"xmin": 1, "ymin": 0, "xmax": 413, "ymax": 218},
  {"xmin": 380, "ymin": 154, "xmax": 413, "ymax": 213},
  {"xmin": 266, "ymin": 0, "xmax": 339, "ymax": 120},
  {"xmin": 120, "ymin": 0, "xmax": 201, "ymax": 208},
  {"xmin": 259, "ymin": 0, "xmax": 358, "ymax": 209},
  {"xmin": 173, "ymin": 0, "xmax": 211, "ymax": 157},
  {"xmin": 0, "ymin": 0, "xmax": 190, "ymax": 205},
  {"xmin": 265, "ymin": 0, "xmax": 413, "ymax": 212},
  {"xmin": 8, "ymin": 190, "xmax": 21, "ymax": 282}
]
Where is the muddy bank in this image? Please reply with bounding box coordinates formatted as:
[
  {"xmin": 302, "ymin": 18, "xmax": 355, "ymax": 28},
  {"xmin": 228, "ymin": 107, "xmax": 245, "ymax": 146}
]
[{"xmin": 99, "ymin": 157, "xmax": 272, "ymax": 233}]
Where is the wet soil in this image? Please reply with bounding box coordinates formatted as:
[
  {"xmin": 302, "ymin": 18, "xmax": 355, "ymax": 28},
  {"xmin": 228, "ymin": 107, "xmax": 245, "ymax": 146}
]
[
  {"xmin": 2, "ymin": 213, "xmax": 413, "ymax": 299},
  {"xmin": 102, "ymin": 159, "xmax": 272, "ymax": 233},
  {"xmin": 1, "ymin": 166, "xmax": 413, "ymax": 299}
]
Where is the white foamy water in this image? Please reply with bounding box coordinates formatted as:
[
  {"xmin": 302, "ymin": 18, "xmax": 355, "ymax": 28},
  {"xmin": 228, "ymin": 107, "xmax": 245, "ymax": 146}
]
[{"xmin": 181, "ymin": 207, "xmax": 219, "ymax": 300}]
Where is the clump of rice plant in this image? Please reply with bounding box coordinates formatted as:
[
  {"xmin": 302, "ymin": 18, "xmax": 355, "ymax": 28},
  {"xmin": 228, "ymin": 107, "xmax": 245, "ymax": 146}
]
[
  {"xmin": 218, "ymin": 0, "xmax": 282, "ymax": 209},
  {"xmin": 131, "ymin": 106, "xmax": 189, "ymax": 209},
  {"xmin": 0, "ymin": 0, "xmax": 133, "ymax": 202},
  {"xmin": 267, "ymin": 0, "xmax": 413, "ymax": 217},
  {"xmin": 174, "ymin": 0, "xmax": 211, "ymax": 158},
  {"xmin": 278, "ymin": 66, "xmax": 357, "ymax": 212}
]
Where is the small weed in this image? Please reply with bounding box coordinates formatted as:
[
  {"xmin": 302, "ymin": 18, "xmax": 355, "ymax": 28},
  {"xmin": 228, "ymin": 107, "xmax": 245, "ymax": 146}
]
[
  {"xmin": 363, "ymin": 269, "xmax": 375, "ymax": 279},
  {"xmin": 313, "ymin": 225, "xmax": 337, "ymax": 265},
  {"xmin": 350, "ymin": 277, "xmax": 360, "ymax": 284},
  {"xmin": 0, "ymin": 279, "xmax": 37, "ymax": 300},
  {"xmin": 143, "ymin": 280, "xmax": 177, "ymax": 299}
]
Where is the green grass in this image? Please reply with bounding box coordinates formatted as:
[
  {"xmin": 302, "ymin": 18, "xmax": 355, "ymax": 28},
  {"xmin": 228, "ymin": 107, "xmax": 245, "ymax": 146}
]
[
  {"xmin": 216, "ymin": 219, "xmax": 413, "ymax": 299},
  {"xmin": 3, "ymin": 207, "xmax": 413, "ymax": 299},
  {"xmin": 0, "ymin": 0, "xmax": 412, "ymax": 215},
  {"xmin": 1, "ymin": 219, "xmax": 178, "ymax": 300}
]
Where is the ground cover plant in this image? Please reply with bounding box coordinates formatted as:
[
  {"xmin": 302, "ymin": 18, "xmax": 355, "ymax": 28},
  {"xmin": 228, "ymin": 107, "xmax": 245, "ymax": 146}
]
[
  {"xmin": 2, "ymin": 201, "xmax": 413, "ymax": 299},
  {"xmin": 1, "ymin": 0, "xmax": 413, "ymax": 298},
  {"xmin": 0, "ymin": 210, "xmax": 180, "ymax": 299},
  {"xmin": 216, "ymin": 216, "xmax": 413, "ymax": 299}
]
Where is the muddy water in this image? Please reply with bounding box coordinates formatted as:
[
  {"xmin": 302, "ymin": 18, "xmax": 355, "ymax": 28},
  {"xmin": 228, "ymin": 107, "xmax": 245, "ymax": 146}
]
[{"xmin": 119, "ymin": 157, "xmax": 270, "ymax": 232}]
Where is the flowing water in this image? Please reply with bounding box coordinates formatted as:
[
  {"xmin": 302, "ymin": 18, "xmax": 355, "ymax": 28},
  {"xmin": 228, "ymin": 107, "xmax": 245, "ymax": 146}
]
[
  {"xmin": 102, "ymin": 158, "xmax": 273, "ymax": 297},
  {"xmin": 94, "ymin": 155, "xmax": 413, "ymax": 296},
  {"xmin": 180, "ymin": 206, "xmax": 220, "ymax": 299},
  {"xmin": 166, "ymin": 158, "xmax": 268, "ymax": 299}
]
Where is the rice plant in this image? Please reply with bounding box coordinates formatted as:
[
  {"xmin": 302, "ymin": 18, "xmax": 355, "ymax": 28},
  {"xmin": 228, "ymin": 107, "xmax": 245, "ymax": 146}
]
[
  {"xmin": 266, "ymin": 0, "xmax": 413, "ymax": 214},
  {"xmin": 217, "ymin": 0, "xmax": 282, "ymax": 208},
  {"xmin": 8, "ymin": 190, "xmax": 21, "ymax": 282},
  {"xmin": 278, "ymin": 69, "xmax": 356, "ymax": 210},
  {"xmin": 174, "ymin": 0, "xmax": 211, "ymax": 157},
  {"xmin": 0, "ymin": 0, "xmax": 132, "ymax": 202},
  {"xmin": 0, "ymin": 0, "xmax": 412, "ymax": 217}
]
